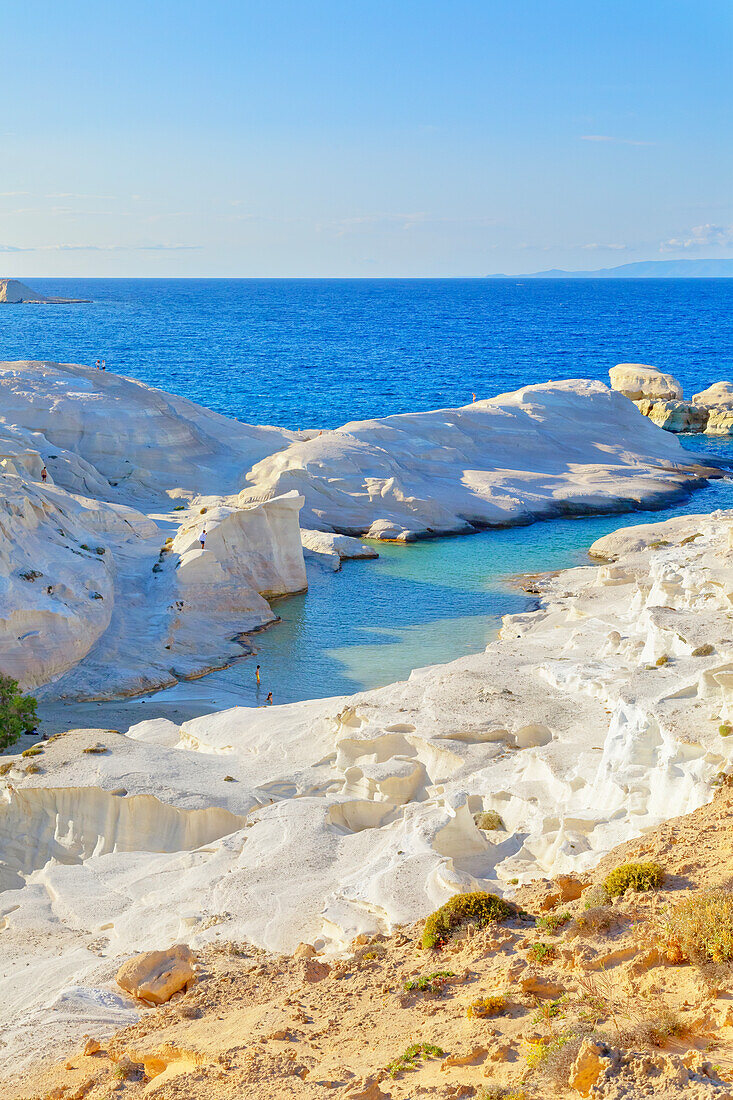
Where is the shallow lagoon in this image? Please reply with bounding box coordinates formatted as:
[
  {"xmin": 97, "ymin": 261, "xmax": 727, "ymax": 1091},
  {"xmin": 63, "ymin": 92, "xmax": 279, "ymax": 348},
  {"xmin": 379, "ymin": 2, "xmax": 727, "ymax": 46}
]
[{"xmin": 38, "ymin": 435, "xmax": 732, "ymax": 736}]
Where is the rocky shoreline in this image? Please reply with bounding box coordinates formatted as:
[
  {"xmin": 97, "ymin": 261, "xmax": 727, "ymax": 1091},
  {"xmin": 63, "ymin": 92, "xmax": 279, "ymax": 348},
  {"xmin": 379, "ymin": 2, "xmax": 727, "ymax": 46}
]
[{"xmin": 0, "ymin": 360, "xmax": 732, "ymax": 1091}]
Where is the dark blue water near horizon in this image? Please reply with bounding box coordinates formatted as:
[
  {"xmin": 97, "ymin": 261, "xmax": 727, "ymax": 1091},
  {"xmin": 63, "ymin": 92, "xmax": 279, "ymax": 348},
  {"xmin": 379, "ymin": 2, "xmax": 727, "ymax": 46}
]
[{"xmin": 1, "ymin": 278, "xmax": 731, "ymax": 429}]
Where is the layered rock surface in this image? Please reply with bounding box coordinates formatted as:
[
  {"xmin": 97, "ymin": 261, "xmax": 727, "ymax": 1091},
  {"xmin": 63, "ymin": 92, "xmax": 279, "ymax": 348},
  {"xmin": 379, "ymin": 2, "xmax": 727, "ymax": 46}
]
[
  {"xmin": 1, "ymin": 509, "xmax": 732, "ymax": 1071},
  {"xmin": 0, "ymin": 362, "xmax": 305, "ymax": 694},
  {"xmin": 245, "ymin": 379, "xmax": 711, "ymax": 541}
]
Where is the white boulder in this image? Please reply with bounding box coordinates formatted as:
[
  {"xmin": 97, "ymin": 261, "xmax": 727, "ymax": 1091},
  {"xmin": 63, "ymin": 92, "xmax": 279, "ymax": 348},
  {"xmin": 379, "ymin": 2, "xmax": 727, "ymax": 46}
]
[{"xmin": 609, "ymin": 363, "xmax": 683, "ymax": 401}]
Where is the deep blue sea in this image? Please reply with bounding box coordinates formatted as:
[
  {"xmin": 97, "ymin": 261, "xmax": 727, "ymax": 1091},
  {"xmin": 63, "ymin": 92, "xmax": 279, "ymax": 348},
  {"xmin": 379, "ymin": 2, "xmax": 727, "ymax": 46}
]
[
  {"xmin": 4, "ymin": 278, "xmax": 732, "ymax": 719},
  {"xmin": 1, "ymin": 278, "xmax": 732, "ymax": 428}
]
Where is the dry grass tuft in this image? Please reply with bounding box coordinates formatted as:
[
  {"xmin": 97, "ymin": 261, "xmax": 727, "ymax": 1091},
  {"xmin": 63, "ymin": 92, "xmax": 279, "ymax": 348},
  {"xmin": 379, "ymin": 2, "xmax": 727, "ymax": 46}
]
[
  {"xmin": 466, "ymin": 994, "xmax": 507, "ymax": 1018},
  {"xmin": 474, "ymin": 810, "xmax": 505, "ymax": 831},
  {"xmin": 661, "ymin": 890, "xmax": 733, "ymax": 964}
]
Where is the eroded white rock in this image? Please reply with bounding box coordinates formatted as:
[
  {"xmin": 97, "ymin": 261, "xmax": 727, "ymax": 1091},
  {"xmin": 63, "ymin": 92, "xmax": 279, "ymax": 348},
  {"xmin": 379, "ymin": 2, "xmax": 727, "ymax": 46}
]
[{"xmin": 609, "ymin": 363, "xmax": 683, "ymax": 401}]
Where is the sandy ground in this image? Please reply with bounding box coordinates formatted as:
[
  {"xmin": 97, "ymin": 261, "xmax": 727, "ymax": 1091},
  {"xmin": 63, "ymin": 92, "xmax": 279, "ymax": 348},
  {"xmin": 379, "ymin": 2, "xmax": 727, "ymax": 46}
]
[{"xmin": 7, "ymin": 780, "xmax": 733, "ymax": 1100}]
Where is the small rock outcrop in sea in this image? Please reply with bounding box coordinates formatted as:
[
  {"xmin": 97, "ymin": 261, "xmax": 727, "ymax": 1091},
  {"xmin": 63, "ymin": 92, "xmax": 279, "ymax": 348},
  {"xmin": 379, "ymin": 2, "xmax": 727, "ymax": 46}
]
[
  {"xmin": 0, "ymin": 278, "xmax": 89, "ymax": 304},
  {"xmin": 610, "ymin": 363, "xmax": 733, "ymax": 435},
  {"xmin": 608, "ymin": 361, "xmax": 683, "ymax": 401}
]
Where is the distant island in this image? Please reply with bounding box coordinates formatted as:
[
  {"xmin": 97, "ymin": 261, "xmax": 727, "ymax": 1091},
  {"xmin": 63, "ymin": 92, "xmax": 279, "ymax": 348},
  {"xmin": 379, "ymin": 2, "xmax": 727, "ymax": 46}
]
[
  {"xmin": 488, "ymin": 258, "xmax": 733, "ymax": 279},
  {"xmin": 0, "ymin": 278, "xmax": 89, "ymax": 304}
]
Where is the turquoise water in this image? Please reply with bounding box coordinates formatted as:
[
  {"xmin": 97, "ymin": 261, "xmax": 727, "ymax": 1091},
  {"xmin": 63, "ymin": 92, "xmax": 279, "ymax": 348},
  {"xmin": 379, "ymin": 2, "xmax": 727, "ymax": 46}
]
[{"xmin": 191, "ymin": 435, "xmax": 733, "ymax": 708}]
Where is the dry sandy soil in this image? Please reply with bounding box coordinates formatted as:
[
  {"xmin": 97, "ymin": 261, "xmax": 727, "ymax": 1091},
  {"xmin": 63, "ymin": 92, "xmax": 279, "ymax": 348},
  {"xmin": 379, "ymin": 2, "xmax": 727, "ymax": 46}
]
[{"xmin": 8, "ymin": 781, "xmax": 733, "ymax": 1100}]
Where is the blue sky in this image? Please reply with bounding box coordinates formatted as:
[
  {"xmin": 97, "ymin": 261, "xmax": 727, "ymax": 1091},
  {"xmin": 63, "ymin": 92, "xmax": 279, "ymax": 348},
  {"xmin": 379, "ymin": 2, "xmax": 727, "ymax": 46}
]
[{"xmin": 1, "ymin": 0, "xmax": 731, "ymax": 276}]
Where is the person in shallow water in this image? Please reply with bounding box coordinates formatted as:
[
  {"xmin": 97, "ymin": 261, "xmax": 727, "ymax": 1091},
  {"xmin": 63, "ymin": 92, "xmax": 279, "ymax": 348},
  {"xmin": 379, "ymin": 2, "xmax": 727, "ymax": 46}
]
[
  {"xmin": 266, "ymin": 692, "xmax": 273, "ymax": 705},
  {"xmin": 199, "ymin": 529, "xmax": 206, "ymax": 550},
  {"xmin": 256, "ymin": 664, "xmax": 261, "ymax": 686}
]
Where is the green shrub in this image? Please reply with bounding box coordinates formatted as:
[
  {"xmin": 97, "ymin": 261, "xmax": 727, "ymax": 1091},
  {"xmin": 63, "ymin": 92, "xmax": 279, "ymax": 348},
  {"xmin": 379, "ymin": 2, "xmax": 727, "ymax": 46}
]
[
  {"xmin": 692, "ymin": 644, "xmax": 714, "ymax": 657},
  {"xmin": 655, "ymin": 654, "xmax": 669, "ymax": 667},
  {"xmin": 524, "ymin": 1034, "xmax": 572, "ymax": 1070},
  {"xmin": 535, "ymin": 911, "xmax": 571, "ymax": 934},
  {"xmin": 719, "ymin": 724, "xmax": 732, "ymax": 738},
  {"xmin": 172, "ymin": 504, "xmax": 185, "ymax": 511},
  {"xmin": 404, "ymin": 970, "xmax": 455, "ymax": 995},
  {"xmin": 604, "ymin": 861, "xmax": 663, "ymax": 898},
  {"xmin": 0, "ymin": 674, "xmax": 38, "ymax": 753},
  {"xmin": 422, "ymin": 891, "xmax": 514, "ymax": 949},
  {"xmin": 21, "ymin": 746, "xmax": 43, "ymax": 757},
  {"xmin": 528, "ymin": 942, "xmax": 556, "ymax": 964},
  {"xmin": 385, "ymin": 1042, "xmax": 445, "ymax": 1078}
]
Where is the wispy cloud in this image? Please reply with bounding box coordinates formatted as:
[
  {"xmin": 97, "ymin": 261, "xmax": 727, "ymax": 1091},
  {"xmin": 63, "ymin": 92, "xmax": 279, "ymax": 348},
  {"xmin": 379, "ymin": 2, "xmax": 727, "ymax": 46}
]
[
  {"xmin": 660, "ymin": 223, "xmax": 733, "ymax": 251},
  {"xmin": 580, "ymin": 135, "xmax": 654, "ymax": 146},
  {"xmin": 581, "ymin": 242, "xmax": 628, "ymax": 251}
]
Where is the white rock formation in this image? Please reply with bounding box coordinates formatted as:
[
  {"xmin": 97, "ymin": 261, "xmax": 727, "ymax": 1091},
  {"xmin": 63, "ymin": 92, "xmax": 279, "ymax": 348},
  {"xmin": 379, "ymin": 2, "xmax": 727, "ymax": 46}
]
[
  {"xmin": 693, "ymin": 382, "xmax": 733, "ymax": 436},
  {"xmin": 693, "ymin": 381, "xmax": 733, "ymax": 406},
  {"xmin": 0, "ymin": 360, "xmax": 295, "ymax": 506},
  {"xmin": 0, "ymin": 362, "xmax": 306, "ymax": 694},
  {"xmin": 300, "ymin": 529, "xmax": 379, "ymax": 571},
  {"xmin": 0, "ymin": 279, "xmax": 89, "ymax": 304},
  {"xmin": 609, "ymin": 362, "xmax": 683, "ymax": 401},
  {"xmin": 245, "ymin": 380, "xmax": 711, "ymax": 541},
  {"xmin": 1, "ymin": 509, "xmax": 732, "ymax": 1069}
]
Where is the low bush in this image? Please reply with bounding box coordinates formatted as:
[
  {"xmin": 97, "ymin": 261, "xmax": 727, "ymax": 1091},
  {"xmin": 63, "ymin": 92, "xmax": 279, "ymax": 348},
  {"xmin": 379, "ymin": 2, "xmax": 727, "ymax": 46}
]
[
  {"xmin": 655, "ymin": 654, "xmax": 669, "ymax": 667},
  {"xmin": 692, "ymin": 643, "xmax": 714, "ymax": 657},
  {"xmin": 524, "ymin": 1033, "xmax": 573, "ymax": 1071},
  {"xmin": 474, "ymin": 810, "xmax": 505, "ymax": 831},
  {"xmin": 422, "ymin": 891, "xmax": 514, "ymax": 949},
  {"xmin": 404, "ymin": 970, "xmax": 455, "ymax": 995},
  {"xmin": 532, "ymin": 995, "xmax": 567, "ymax": 1023},
  {"xmin": 535, "ymin": 911, "xmax": 571, "ymax": 934},
  {"xmin": 574, "ymin": 906, "xmax": 617, "ymax": 935},
  {"xmin": 719, "ymin": 724, "xmax": 732, "ymax": 738},
  {"xmin": 466, "ymin": 994, "xmax": 507, "ymax": 1018},
  {"xmin": 0, "ymin": 674, "xmax": 38, "ymax": 753},
  {"xmin": 21, "ymin": 746, "xmax": 43, "ymax": 758},
  {"xmin": 385, "ymin": 1042, "xmax": 444, "ymax": 1078},
  {"xmin": 528, "ymin": 942, "xmax": 556, "ymax": 964},
  {"xmin": 604, "ymin": 861, "xmax": 663, "ymax": 898},
  {"xmin": 662, "ymin": 890, "xmax": 733, "ymax": 964}
]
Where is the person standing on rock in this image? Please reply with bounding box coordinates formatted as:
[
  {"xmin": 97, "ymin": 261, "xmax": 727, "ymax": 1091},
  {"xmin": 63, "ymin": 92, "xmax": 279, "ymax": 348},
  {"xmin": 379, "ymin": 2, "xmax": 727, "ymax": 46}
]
[
  {"xmin": 199, "ymin": 529, "xmax": 206, "ymax": 550},
  {"xmin": 41, "ymin": 466, "xmax": 48, "ymax": 483},
  {"xmin": 95, "ymin": 359, "xmax": 101, "ymax": 369}
]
